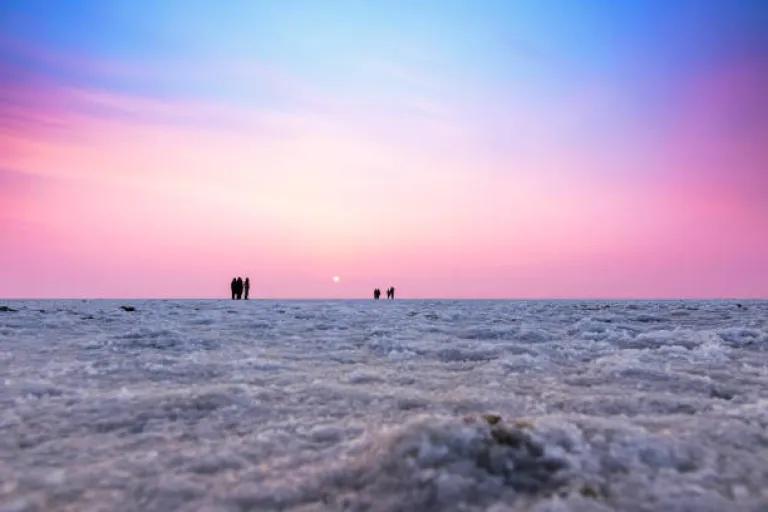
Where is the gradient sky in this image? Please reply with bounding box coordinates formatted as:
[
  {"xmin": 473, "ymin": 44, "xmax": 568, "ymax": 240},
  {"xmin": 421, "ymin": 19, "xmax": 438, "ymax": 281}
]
[{"xmin": 1, "ymin": 1, "xmax": 767, "ymax": 298}]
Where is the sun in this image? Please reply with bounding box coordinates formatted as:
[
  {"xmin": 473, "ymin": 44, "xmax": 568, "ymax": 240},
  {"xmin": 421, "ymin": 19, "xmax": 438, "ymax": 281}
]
[{"xmin": 332, "ymin": 276, "xmax": 340, "ymax": 283}]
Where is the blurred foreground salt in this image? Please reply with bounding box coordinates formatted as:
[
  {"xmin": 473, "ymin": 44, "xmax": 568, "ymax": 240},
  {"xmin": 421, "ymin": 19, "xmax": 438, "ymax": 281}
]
[{"xmin": 0, "ymin": 299, "xmax": 767, "ymax": 511}]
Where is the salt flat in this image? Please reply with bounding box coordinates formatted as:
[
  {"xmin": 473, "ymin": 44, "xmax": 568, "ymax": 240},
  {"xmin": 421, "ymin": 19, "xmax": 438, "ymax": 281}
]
[{"xmin": 0, "ymin": 299, "xmax": 767, "ymax": 511}]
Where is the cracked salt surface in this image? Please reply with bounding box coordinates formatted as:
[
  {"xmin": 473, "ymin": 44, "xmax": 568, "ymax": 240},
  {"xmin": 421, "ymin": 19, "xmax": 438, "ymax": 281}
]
[{"xmin": 1, "ymin": 299, "xmax": 767, "ymax": 511}]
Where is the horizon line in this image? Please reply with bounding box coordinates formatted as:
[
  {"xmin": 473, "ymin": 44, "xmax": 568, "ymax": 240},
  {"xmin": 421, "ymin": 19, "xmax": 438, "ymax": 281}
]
[{"xmin": 1, "ymin": 297, "xmax": 765, "ymax": 302}]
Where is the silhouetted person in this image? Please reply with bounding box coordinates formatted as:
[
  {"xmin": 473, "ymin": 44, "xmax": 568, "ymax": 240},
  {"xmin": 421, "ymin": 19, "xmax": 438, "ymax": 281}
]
[
  {"xmin": 389, "ymin": 286, "xmax": 395, "ymax": 300},
  {"xmin": 244, "ymin": 277, "xmax": 250, "ymax": 300},
  {"xmin": 236, "ymin": 277, "xmax": 244, "ymax": 300},
  {"xmin": 230, "ymin": 277, "xmax": 237, "ymax": 300},
  {"xmin": 373, "ymin": 288, "xmax": 380, "ymax": 300}
]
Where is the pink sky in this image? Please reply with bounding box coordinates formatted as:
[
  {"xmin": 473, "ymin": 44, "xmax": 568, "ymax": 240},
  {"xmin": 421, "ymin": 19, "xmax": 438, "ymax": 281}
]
[{"xmin": 2, "ymin": 5, "xmax": 767, "ymax": 298}]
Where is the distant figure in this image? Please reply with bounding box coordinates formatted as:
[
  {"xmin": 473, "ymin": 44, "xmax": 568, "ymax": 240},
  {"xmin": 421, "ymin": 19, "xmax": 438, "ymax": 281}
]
[
  {"xmin": 373, "ymin": 288, "xmax": 381, "ymax": 300},
  {"xmin": 236, "ymin": 277, "xmax": 244, "ymax": 300},
  {"xmin": 244, "ymin": 278, "xmax": 250, "ymax": 300},
  {"xmin": 389, "ymin": 286, "xmax": 396, "ymax": 300},
  {"xmin": 230, "ymin": 277, "xmax": 237, "ymax": 300}
]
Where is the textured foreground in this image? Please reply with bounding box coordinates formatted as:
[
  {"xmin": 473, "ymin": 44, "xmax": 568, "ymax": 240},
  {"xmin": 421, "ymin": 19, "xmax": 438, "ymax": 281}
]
[{"xmin": 1, "ymin": 299, "xmax": 767, "ymax": 511}]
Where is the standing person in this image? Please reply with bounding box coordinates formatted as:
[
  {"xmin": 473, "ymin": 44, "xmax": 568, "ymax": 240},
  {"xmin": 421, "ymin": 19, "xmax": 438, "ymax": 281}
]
[
  {"xmin": 244, "ymin": 277, "xmax": 250, "ymax": 300},
  {"xmin": 230, "ymin": 277, "xmax": 237, "ymax": 300},
  {"xmin": 373, "ymin": 288, "xmax": 380, "ymax": 300},
  {"xmin": 390, "ymin": 286, "xmax": 395, "ymax": 300},
  {"xmin": 236, "ymin": 277, "xmax": 243, "ymax": 300}
]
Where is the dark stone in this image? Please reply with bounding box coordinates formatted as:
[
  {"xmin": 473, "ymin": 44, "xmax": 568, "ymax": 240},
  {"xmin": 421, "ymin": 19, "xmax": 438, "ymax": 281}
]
[
  {"xmin": 481, "ymin": 413, "xmax": 502, "ymax": 425},
  {"xmin": 710, "ymin": 386, "xmax": 734, "ymax": 401},
  {"xmin": 0, "ymin": 305, "xmax": 18, "ymax": 312},
  {"xmin": 580, "ymin": 484, "xmax": 600, "ymax": 498},
  {"xmin": 490, "ymin": 425, "xmax": 545, "ymax": 458},
  {"xmin": 539, "ymin": 456, "xmax": 568, "ymax": 472},
  {"xmin": 120, "ymin": 306, "xmax": 136, "ymax": 312}
]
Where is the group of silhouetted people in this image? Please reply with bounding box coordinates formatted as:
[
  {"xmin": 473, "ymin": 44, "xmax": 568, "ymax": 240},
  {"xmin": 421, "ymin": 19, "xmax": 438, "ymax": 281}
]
[
  {"xmin": 227, "ymin": 277, "xmax": 398, "ymax": 300},
  {"xmin": 373, "ymin": 287, "xmax": 395, "ymax": 300},
  {"xmin": 230, "ymin": 277, "xmax": 250, "ymax": 300}
]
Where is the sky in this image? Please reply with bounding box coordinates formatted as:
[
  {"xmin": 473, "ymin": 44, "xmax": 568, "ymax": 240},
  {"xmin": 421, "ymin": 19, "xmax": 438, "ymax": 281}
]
[{"xmin": 1, "ymin": 0, "xmax": 767, "ymax": 299}]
